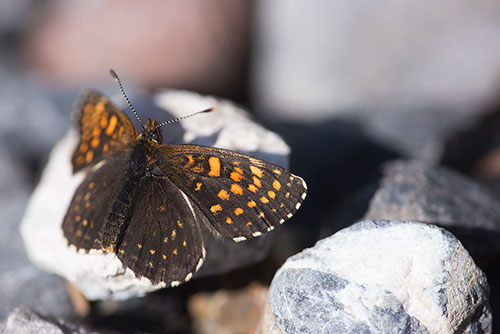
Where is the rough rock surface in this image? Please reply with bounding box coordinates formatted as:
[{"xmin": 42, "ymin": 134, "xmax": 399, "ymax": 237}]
[
  {"xmin": 20, "ymin": 90, "xmax": 291, "ymax": 300},
  {"xmin": 268, "ymin": 220, "xmax": 491, "ymax": 334},
  {"xmin": 0, "ymin": 307, "xmax": 101, "ymax": 334},
  {"xmin": 364, "ymin": 160, "xmax": 500, "ymax": 266}
]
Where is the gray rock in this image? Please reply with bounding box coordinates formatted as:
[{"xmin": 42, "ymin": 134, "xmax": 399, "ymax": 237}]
[
  {"xmin": 0, "ymin": 307, "xmax": 101, "ymax": 334},
  {"xmin": 0, "ymin": 266, "xmax": 74, "ymax": 322},
  {"xmin": 268, "ymin": 220, "xmax": 491, "ymax": 334},
  {"xmin": 20, "ymin": 90, "xmax": 291, "ymax": 300},
  {"xmin": 364, "ymin": 160, "xmax": 500, "ymax": 266}
]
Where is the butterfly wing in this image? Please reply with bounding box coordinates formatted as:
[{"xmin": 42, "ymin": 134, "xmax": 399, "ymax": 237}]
[
  {"xmin": 153, "ymin": 145, "xmax": 307, "ymax": 242},
  {"xmin": 63, "ymin": 155, "xmax": 127, "ymax": 250},
  {"xmin": 115, "ymin": 175, "xmax": 205, "ymax": 286},
  {"xmin": 72, "ymin": 92, "xmax": 137, "ymax": 173}
]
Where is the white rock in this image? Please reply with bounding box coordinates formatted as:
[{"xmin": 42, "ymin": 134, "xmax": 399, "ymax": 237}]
[{"xmin": 268, "ymin": 220, "xmax": 491, "ymax": 334}]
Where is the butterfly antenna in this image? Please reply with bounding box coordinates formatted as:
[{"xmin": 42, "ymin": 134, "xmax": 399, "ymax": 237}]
[
  {"xmin": 108, "ymin": 68, "xmax": 145, "ymax": 128},
  {"xmin": 154, "ymin": 108, "xmax": 214, "ymax": 130}
]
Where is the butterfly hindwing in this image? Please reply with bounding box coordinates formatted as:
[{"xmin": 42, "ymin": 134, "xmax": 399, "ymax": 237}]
[
  {"xmin": 63, "ymin": 156, "xmax": 127, "ymax": 250},
  {"xmin": 153, "ymin": 145, "xmax": 307, "ymax": 242},
  {"xmin": 72, "ymin": 92, "xmax": 137, "ymax": 173},
  {"xmin": 116, "ymin": 176, "xmax": 205, "ymax": 286}
]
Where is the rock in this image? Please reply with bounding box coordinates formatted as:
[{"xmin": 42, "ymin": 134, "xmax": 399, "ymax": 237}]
[
  {"xmin": 0, "ymin": 267, "xmax": 74, "ymax": 322},
  {"xmin": 363, "ymin": 160, "xmax": 500, "ymax": 267},
  {"xmin": 187, "ymin": 282, "xmax": 268, "ymax": 334},
  {"xmin": 20, "ymin": 90, "xmax": 292, "ymax": 300},
  {"xmin": 0, "ymin": 307, "xmax": 102, "ymax": 334},
  {"xmin": 268, "ymin": 220, "xmax": 491, "ymax": 334}
]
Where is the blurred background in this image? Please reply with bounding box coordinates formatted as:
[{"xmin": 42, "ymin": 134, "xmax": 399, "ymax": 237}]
[{"xmin": 2, "ymin": 0, "xmax": 500, "ymax": 332}]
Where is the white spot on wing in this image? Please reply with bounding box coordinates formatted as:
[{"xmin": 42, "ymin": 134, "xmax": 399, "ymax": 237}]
[
  {"xmin": 196, "ymin": 257, "xmax": 204, "ymax": 271},
  {"xmin": 279, "ymin": 219, "xmax": 285, "ymax": 224},
  {"xmin": 171, "ymin": 281, "xmax": 180, "ymax": 287},
  {"xmin": 252, "ymin": 231, "xmax": 262, "ymax": 237},
  {"xmin": 267, "ymin": 226, "xmax": 275, "ymax": 231},
  {"xmin": 233, "ymin": 236, "xmax": 246, "ymax": 242},
  {"xmin": 185, "ymin": 272, "xmax": 193, "ymax": 282},
  {"xmin": 295, "ymin": 202, "xmax": 301, "ymax": 209},
  {"xmin": 287, "ymin": 213, "xmax": 293, "ymax": 218}
]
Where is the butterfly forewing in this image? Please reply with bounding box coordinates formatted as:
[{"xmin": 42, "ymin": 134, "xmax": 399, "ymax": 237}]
[
  {"xmin": 72, "ymin": 92, "xmax": 137, "ymax": 173},
  {"xmin": 116, "ymin": 176, "xmax": 205, "ymax": 285},
  {"xmin": 154, "ymin": 145, "xmax": 307, "ymax": 242}
]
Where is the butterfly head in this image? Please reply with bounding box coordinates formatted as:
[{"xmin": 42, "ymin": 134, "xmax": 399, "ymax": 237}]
[{"xmin": 138, "ymin": 118, "xmax": 163, "ymax": 145}]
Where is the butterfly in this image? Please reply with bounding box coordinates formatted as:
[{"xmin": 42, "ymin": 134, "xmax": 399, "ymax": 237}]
[{"xmin": 62, "ymin": 70, "xmax": 307, "ymax": 287}]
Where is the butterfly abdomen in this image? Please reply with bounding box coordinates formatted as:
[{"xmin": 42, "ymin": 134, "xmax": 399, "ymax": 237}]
[{"xmin": 102, "ymin": 173, "xmax": 140, "ymax": 253}]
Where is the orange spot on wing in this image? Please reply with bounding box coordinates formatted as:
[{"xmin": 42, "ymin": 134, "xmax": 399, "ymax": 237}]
[
  {"xmin": 226, "ymin": 217, "xmax": 232, "ymax": 224},
  {"xmin": 85, "ymin": 150, "xmax": 94, "ymax": 163},
  {"xmin": 248, "ymin": 184, "xmax": 258, "ymax": 193},
  {"xmin": 210, "ymin": 204, "xmax": 222, "ymax": 214},
  {"xmin": 218, "ymin": 189, "xmax": 230, "ymax": 200},
  {"xmin": 99, "ymin": 114, "xmax": 109, "ymax": 128},
  {"xmin": 230, "ymin": 172, "xmax": 243, "ymax": 182},
  {"xmin": 91, "ymin": 137, "xmax": 100, "ymax": 148},
  {"xmin": 173, "ymin": 249, "xmax": 178, "ymax": 255},
  {"xmin": 208, "ymin": 157, "xmax": 221, "ymax": 177},
  {"xmin": 103, "ymin": 143, "xmax": 109, "ymax": 152},
  {"xmin": 79, "ymin": 142, "xmax": 89, "ymax": 153},
  {"xmin": 76, "ymin": 156, "xmax": 84, "ymax": 165},
  {"xmin": 253, "ymin": 176, "xmax": 262, "ymax": 188},
  {"xmin": 105, "ymin": 115, "xmax": 118, "ymax": 135},
  {"xmin": 95, "ymin": 102, "xmax": 105, "ymax": 113},
  {"xmin": 273, "ymin": 180, "xmax": 281, "ymax": 191},
  {"xmin": 247, "ymin": 200, "xmax": 256, "ymax": 208},
  {"xmin": 260, "ymin": 196, "xmax": 269, "ymax": 203},
  {"xmin": 195, "ymin": 182, "xmax": 202, "ymax": 191},
  {"xmin": 268, "ymin": 190, "xmax": 276, "ymax": 199},
  {"xmin": 234, "ymin": 167, "xmax": 243, "ymax": 174},
  {"xmin": 150, "ymin": 249, "xmax": 156, "ymax": 255},
  {"xmin": 250, "ymin": 165, "xmax": 264, "ymax": 178},
  {"xmin": 230, "ymin": 184, "xmax": 243, "ymax": 195},
  {"xmin": 92, "ymin": 127, "xmax": 101, "ymax": 137},
  {"xmin": 234, "ymin": 208, "xmax": 244, "ymax": 216},
  {"xmin": 185, "ymin": 155, "xmax": 195, "ymax": 167}
]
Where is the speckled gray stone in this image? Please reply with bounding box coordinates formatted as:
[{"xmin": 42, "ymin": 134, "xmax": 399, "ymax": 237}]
[
  {"xmin": 268, "ymin": 220, "xmax": 491, "ymax": 334},
  {"xmin": 0, "ymin": 307, "xmax": 101, "ymax": 334},
  {"xmin": 20, "ymin": 90, "xmax": 291, "ymax": 300},
  {"xmin": 364, "ymin": 160, "xmax": 500, "ymax": 266}
]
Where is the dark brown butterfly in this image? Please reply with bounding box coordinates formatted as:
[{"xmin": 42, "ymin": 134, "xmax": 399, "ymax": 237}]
[{"xmin": 62, "ymin": 70, "xmax": 307, "ymax": 287}]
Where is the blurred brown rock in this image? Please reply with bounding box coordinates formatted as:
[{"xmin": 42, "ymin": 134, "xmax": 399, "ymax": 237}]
[
  {"xmin": 188, "ymin": 282, "xmax": 268, "ymax": 334},
  {"xmin": 24, "ymin": 0, "xmax": 251, "ymax": 98}
]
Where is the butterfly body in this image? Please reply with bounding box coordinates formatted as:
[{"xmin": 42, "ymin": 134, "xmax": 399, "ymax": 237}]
[{"xmin": 63, "ymin": 92, "xmax": 307, "ymax": 287}]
